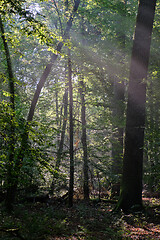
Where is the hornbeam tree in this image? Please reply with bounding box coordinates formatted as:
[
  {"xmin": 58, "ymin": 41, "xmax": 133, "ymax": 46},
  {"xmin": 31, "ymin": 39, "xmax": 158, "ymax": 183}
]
[{"xmin": 117, "ymin": 0, "xmax": 157, "ymax": 212}]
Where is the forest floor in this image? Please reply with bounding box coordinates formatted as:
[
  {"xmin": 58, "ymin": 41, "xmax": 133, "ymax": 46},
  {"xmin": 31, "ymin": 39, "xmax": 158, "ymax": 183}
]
[{"xmin": 0, "ymin": 197, "xmax": 160, "ymax": 240}]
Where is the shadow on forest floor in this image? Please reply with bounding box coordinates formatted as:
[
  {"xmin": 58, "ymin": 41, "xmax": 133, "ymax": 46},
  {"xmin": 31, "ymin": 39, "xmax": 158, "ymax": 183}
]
[{"xmin": 0, "ymin": 197, "xmax": 160, "ymax": 239}]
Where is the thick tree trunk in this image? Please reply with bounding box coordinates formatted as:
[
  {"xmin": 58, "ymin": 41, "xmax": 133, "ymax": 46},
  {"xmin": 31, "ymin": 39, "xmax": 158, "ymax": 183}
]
[
  {"xmin": 0, "ymin": 15, "xmax": 16, "ymax": 211},
  {"xmin": 68, "ymin": 48, "xmax": 74, "ymax": 207},
  {"xmin": 118, "ymin": 0, "xmax": 157, "ymax": 212},
  {"xmin": 79, "ymin": 80, "xmax": 89, "ymax": 201}
]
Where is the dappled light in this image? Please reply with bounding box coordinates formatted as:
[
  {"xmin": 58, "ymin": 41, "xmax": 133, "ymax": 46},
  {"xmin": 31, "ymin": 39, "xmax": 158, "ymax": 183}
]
[{"xmin": 0, "ymin": 0, "xmax": 160, "ymax": 239}]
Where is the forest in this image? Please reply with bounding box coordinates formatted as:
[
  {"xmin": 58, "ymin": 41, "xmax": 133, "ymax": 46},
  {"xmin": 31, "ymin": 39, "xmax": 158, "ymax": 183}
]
[{"xmin": 0, "ymin": 0, "xmax": 160, "ymax": 239}]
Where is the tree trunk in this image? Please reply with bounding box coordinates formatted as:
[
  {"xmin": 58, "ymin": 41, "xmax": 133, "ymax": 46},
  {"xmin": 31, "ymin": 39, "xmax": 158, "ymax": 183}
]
[
  {"xmin": 117, "ymin": 0, "xmax": 157, "ymax": 212},
  {"xmin": 50, "ymin": 84, "xmax": 68, "ymax": 194},
  {"xmin": 111, "ymin": 0, "xmax": 126, "ymax": 196},
  {"xmin": 112, "ymin": 78, "xmax": 125, "ymax": 177},
  {"xmin": 147, "ymin": 82, "xmax": 160, "ymax": 191},
  {"xmin": 147, "ymin": 82, "xmax": 155, "ymax": 191},
  {"xmin": 0, "ymin": 15, "xmax": 16, "ymax": 211},
  {"xmin": 27, "ymin": 0, "xmax": 80, "ymax": 122},
  {"xmin": 68, "ymin": 48, "xmax": 74, "ymax": 207},
  {"xmin": 79, "ymin": 80, "xmax": 89, "ymax": 201},
  {"xmin": 4, "ymin": 0, "xmax": 80, "ymax": 206}
]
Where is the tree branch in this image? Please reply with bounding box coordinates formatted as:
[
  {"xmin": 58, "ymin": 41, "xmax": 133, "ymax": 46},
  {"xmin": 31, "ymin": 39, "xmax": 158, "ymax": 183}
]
[{"xmin": 27, "ymin": 0, "xmax": 81, "ymax": 122}]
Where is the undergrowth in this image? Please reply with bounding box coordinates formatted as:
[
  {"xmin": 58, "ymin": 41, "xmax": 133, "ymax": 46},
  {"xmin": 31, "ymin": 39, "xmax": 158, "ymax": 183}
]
[{"xmin": 0, "ymin": 198, "xmax": 160, "ymax": 240}]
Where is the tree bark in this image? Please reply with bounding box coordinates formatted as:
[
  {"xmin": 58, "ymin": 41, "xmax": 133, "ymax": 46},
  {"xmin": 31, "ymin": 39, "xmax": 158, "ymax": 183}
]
[
  {"xmin": 112, "ymin": 78, "xmax": 125, "ymax": 177},
  {"xmin": 68, "ymin": 48, "xmax": 74, "ymax": 207},
  {"xmin": 50, "ymin": 84, "xmax": 68, "ymax": 194},
  {"xmin": 117, "ymin": 0, "xmax": 157, "ymax": 212},
  {"xmin": 79, "ymin": 80, "xmax": 89, "ymax": 201},
  {"xmin": 111, "ymin": 0, "xmax": 126, "ymax": 197}
]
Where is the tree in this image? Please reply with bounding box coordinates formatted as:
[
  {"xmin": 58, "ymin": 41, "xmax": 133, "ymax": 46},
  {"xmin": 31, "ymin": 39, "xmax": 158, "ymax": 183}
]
[
  {"xmin": 19, "ymin": 1, "xmax": 81, "ymax": 194},
  {"xmin": 3, "ymin": 0, "xmax": 80, "ymax": 209},
  {"xmin": 1, "ymin": 0, "xmax": 159, "ymax": 211},
  {"xmin": 50, "ymin": 74, "xmax": 68, "ymax": 194},
  {"xmin": 111, "ymin": 0, "xmax": 126, "ymax": 195},
  {"xmin": 27, "ymin": 0, "xmax": 81, "ymax": 122},
  {"xmin": 79, "ymin": 79, "xmax": 89, "ymax": 201},
  {"xmin": 117, "ymin": 0, "xmax": 157, "ymax": 212},
  {"xmin": 68, "ymin": 48, "xmax": 74, "ymax": 207}
]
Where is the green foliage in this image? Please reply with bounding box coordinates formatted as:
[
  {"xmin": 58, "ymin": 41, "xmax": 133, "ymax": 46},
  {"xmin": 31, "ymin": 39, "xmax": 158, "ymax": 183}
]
[{"xmin": 0, "ymin": 100, "xmax": 14, "ymax": 181}]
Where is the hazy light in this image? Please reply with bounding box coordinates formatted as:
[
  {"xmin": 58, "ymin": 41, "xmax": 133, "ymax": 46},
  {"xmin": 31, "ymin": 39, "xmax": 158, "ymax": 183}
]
[{"xmin": 28, "ymin": 3, "xmax": 41, "ymax": 18}]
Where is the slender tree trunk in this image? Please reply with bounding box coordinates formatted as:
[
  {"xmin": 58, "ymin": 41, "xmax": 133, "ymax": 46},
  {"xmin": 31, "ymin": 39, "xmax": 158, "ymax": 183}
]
[
  {"xmin": 147, "ymin": 82, "xmax": 155, "ymax": 191},
  {"xmin": 96, "ymin": 171, "xmax": 101, "ymax": 200},
  {"xmin": 68, "ymin": 48, "xmax": 74, "ymax": 207},
  {"xmin": 55, "ymin": 77, "xmax": 60, "ymax": 146},
  {"xmin": 79, "ymin": 80, "xmax": 89, "ymax": 201},
  {"xmin": 55, "ymin": 88, "xmax": 68, "ymax": 169},
  {"xmin": 147, "ymin": 82, "xmax": 160, "ymax": 191},
  {"xmin": 153, "ymin": 97, "xmax": 160, "ymax": 186},
  {"xmin": 112, "ymin": 78, "xmax": 125, "ymax": 176},
  {"xmin": 0, "ymin": 15, "xmax": 16, "ymax": 211},
  {"xmin": 50, "ymin": 85, "xmax": 68, "ymax": 194},
  {"xmin": 111, "ymin": 0, "xmax": 126, "ymax": 196},
  {"xmin": 79, "ymin": 11, "xmax": 89, "ymax": 201},
  {"xmin": 117, "ymin": 0, "xmax": 157, "ymax": 212},
  {"xmin": 27, "ymin": 0, "xmax": 80, "ymax": 122},
  {"xmin": 5, "ymin": 0, "xmax": 80, "ymax": 205},
  {"xmin": 20, "ymin": 0, "xmax": 80, "ymax": 164},
  {"xmin": 111, "ymin": 79, "xmax": 124, "ymax": 198}
]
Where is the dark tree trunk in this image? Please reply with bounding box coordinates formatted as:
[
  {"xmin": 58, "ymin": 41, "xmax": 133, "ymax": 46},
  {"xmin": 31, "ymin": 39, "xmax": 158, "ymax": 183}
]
[
  {"xmin": 117, "ymin": 0, "xmax": 157, "ymax": 212},
  {"xmin": 79, "ymin": 80, "xmax": 89, "ymax": 201},
  {"xmin": 0, "ymin": 15, "xmax": 16, "ymax": 211},
  {"xmin": 55, "ymin": 87, "xmax": 68, "ymax": 169},
  {"xmin": 68, "ymin": 48, "xmax": 74, "ymax": 207}
]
